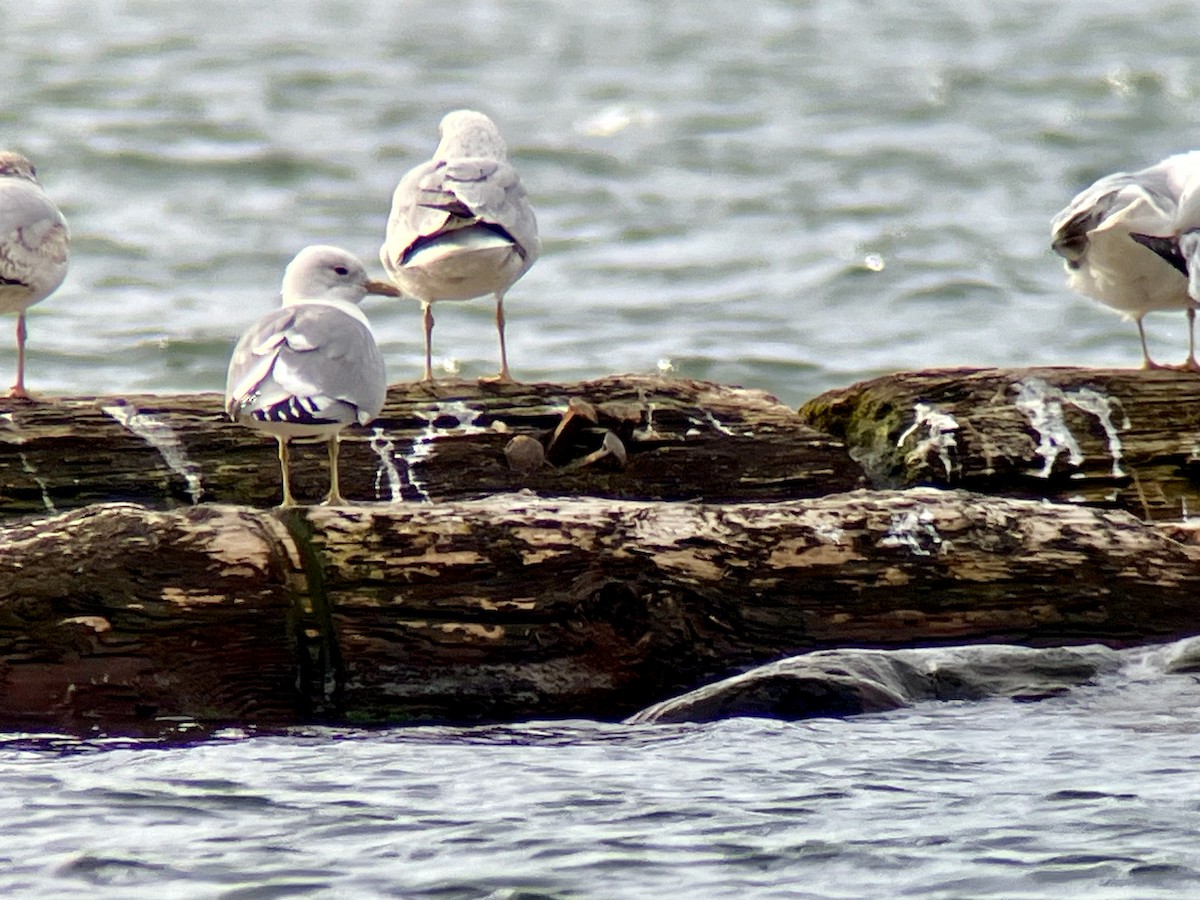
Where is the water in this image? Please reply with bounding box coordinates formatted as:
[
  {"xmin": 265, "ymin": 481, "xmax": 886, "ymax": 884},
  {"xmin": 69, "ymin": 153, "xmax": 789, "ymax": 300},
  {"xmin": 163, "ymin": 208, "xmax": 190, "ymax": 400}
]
[
  {"xmin": 4, "ymin": 0, "xmax": 1200, "ymax": 895},
  {"xmin": 5, "ymin": 655, "xmax": 1200, "ymax": 898},
  {"xmin": 7, "ymin": 0, "xmax": 1200, "ymax": 402}
]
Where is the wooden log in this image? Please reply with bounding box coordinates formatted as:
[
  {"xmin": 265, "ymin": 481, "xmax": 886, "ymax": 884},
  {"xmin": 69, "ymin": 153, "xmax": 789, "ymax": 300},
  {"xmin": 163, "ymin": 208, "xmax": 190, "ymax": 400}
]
[
  {"xmin": 798, "ymin": 366, "xmax": 1200, "ymax": 521},
  {"xmin": 0, "ymin": 376, "xmax": 860, "ymax": 517},
  {"xmin": 0, "ymin": 503, "xmax": 299, "ymax": 734},
  {"xmin": 3, "ymin": 488, "xmax": 1200, "ymax": 734}
]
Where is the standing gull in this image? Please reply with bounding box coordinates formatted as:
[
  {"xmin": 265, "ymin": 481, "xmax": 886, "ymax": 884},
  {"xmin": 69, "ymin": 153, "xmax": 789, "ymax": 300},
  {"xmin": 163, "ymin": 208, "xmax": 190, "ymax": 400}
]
[
  {"xmin": 0, "ymin": 151, "xmax": 69, "ymax": 400},
  {"xmin": 225, "ymin": 245, "xmax": 398, "ymax": 507},
  {"xmin": 1128, "ymin": 170, "xmax": 1200, "ymax": 323},
  {"xmin": 1051, "ymin": 151, "xmax": 1200, "ymax": 370},
  {"xmin": 380, "ymin": 109, "xmax": 540, "ymax": 383}
]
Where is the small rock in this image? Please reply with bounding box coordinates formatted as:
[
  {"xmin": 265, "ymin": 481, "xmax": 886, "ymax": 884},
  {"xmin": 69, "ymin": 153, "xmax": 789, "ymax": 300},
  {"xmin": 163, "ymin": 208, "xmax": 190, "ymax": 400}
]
[{"xmin": 503, "ymin": 435, "xmax": 546, "ymax": 472}]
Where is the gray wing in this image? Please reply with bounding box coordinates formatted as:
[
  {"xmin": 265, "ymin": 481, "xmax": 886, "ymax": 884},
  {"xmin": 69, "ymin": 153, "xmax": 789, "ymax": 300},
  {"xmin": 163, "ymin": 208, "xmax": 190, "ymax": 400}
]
[
  {"xmin": 1051, "ymin": 162, "xmax": 1184, "ymax": 263},
  {"xmin": 382, "ymin": 156, "xmax": 540, "ymax": 269},
  {"xmin": 0, "ymin": 179, "xmax": 69, "ymax": 308},
  {"xmin": 225, "ymin": 305, "xmax": 386, "ymax": 426}
]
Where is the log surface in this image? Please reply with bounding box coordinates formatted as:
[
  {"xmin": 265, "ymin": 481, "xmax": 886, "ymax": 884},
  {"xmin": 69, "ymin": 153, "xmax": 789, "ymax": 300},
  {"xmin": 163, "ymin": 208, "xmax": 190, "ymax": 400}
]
[
  {"xmin": 4, "ymin": 489, "xmax": 1200, "ymax": 734},
  {"xmin": 799, "ymin": 366, "xmax": 1200, "ymax": 521},
  {"xmin": 0, "ymin": 375, "xmax": 861, "ymax": 517},
  {"xmin": 7, "ymin": 368, "xmax": 1200, "ymax": 736}
]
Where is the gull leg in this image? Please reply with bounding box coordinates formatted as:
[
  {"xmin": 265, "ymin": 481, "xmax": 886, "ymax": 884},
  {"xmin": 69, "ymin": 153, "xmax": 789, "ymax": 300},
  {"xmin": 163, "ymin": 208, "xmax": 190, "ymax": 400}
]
[
  {"xmin": 6, "ymin": 313, "xmax": 33, "ymax": 401},
  {"xmin": 481, "ymin": 292, "xmax": 514, "ymax": 383},
  {"xmin": 322, "ymin": 434, "xmax": 346, "ymax": 506},
  {"xmin": 422, "ymin": 302, "xmax": 435, "ymax": 383},
  {"xmin": 1137, "ymin": 317, "xmax": 1164, "ymax": 370},
  {"xmin": 277, "ymin": 437, "xmax": 297, "ymax": 507},
  {"xmin": 1186, "ymin": 308, "xmax": 1200, "ymax": 371}
]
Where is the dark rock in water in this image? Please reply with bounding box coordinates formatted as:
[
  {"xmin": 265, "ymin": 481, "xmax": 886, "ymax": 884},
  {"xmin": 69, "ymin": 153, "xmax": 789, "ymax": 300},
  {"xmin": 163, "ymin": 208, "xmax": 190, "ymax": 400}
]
[
  {"xmin": 1163, "ymin": 636, "xmax": 1200, "ymax": 674},
  {"xmin": 917, "ymin": 645, "xmax": 1124, "ymax": 703},
  {"xmin": 626, "ymin": 644, "xmax": 1123, "ymax": 725}
]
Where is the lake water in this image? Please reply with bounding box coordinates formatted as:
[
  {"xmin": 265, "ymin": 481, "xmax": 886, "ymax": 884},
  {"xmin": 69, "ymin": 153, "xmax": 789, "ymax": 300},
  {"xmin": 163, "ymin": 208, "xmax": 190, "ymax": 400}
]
[{"xmin": 4, "ymin": 0, "xmax": 1200, "ymax": 896}]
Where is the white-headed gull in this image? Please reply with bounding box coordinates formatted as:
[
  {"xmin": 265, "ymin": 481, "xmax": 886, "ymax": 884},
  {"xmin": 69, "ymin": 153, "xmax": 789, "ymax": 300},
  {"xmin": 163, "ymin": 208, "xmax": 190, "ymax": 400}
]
[
  {"xmin": 225, "ymin": 245, "xmax": 398, "ymax": 506},
  {"xmin": 0, "ymin": 151, "xmax": 69, "ymax": 400},
  {"xmin": 380, "ymin": 110, "xmax": 540, "ymax": 383}
]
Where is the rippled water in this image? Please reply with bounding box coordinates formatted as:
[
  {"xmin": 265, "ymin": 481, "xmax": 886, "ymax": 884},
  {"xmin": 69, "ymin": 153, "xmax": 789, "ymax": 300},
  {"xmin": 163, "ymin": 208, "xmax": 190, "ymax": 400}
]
[
  {"xmin": 4, "ymin": 654, "xmax": 1200, "ymax": 899},
  {"xmin": 7, "ymin": 0, "xmax": 1200, "ymax": 403},
  {"xmin": 5, "ymin": 1, "xmax": 1200, "ymax": 896}
]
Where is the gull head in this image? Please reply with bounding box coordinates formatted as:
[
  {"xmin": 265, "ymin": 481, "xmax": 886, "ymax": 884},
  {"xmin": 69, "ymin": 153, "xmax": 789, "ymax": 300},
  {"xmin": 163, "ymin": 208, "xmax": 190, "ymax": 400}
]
[
  {"xmin": 436, "ymin": 109, "xmax": 507, "ymax": 161},
  {"xmin": 0, "ymin": 151, "xmax": 40, "ymax": 184},
  {"xmin": 281, "ymin": 245, "xmax": 400, "ymax": 307}
]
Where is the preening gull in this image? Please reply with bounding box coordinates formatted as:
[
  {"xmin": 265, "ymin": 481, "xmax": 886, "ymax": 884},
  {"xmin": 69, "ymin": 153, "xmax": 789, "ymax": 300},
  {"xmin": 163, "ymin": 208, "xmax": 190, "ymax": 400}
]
[
  {"xmin": 380, "ymin": 110, "xmax": 540, "ymax": 383},
  {"xmin": 225, "ymin": 245, "xmax": 398, "ymax": 507},
  {"xmin": 1051, "ymin": 151, "xmax": 1200, "ymax": 369},
  {"xmin": 0, "ymin": 151, "xmax": 69, "ymax": 400}
]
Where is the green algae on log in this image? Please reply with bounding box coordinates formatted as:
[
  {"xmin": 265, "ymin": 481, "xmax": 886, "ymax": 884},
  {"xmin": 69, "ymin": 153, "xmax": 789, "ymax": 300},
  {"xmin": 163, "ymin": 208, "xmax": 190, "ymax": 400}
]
[
  {"xmin": 798, "ymin": 366, "xmax": 1200, "ymax": 522},
  {"xmin": 4, "ymin": 490, "xmax": 1200, "ymax": 735},
  {"xmin": 0, "ymin": 375, "xmax": 861, "ymax": 517}
]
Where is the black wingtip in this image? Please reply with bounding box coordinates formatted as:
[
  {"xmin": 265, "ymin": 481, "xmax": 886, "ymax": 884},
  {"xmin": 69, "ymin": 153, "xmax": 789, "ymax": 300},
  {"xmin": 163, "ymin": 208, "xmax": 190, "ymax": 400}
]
[{"xmin": 1130, "ymin": 232, "xmax": 1189, "ymax": 276}]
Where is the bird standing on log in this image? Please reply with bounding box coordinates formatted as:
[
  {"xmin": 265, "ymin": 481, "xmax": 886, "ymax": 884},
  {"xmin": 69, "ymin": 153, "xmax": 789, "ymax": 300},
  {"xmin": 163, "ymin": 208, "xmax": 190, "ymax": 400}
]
[
  {"xmin": 380, "ymin": 110, "xmax": 540, "ymax": 383},
  {"xmin": 1124, "ymin": 171, "xmax": 1200, "ymax": 334},
  {"xmin": 1051, "ymin": 151, "xmax": 1200, "ymax": 370},
  {"xmin": 0, "ymin": 152, "xmax": 69, "ymax": 401},
  {"xmin": 225, "ymin": 245, "xmax": 398, "ymax": 507}
]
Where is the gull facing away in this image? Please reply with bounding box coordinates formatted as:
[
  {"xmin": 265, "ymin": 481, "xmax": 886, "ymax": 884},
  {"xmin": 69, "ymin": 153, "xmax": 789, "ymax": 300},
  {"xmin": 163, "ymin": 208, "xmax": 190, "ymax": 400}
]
[
  {"xmin": 0, "ymin": 152, "xmax": 69, "ymax": 400},
  {"xmin": 380, "ymin": 109, "xmax": 540, "ymax": 383},
  {"xmin": 225, "ymin": 245, "xmax": 399, "ymax": 507},
  {"xmin": 1051, "ymin": 151, "xmax": 1200, "ymax": 370}
]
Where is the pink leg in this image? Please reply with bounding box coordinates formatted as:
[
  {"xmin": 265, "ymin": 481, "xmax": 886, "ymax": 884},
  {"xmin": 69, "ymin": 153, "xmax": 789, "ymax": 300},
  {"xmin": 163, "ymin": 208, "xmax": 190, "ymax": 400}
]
[
  {"xmin": 1186, "ymin": 308, "xmax": 1200, "ymax": 371},
  {"xmin": 1136, "ymin": 318, "xmax": 1164, "ymax": 370},
  {"xmin": 6, "ymin": 313, "xmax": 33, "ymax": 401},
  {"xmin": 422, "ymin": 302, "xmax": 435, "ymax": 382},
  {"xmin": 484, "ymin": 293, "xmax": 513, "ymax": 383}
]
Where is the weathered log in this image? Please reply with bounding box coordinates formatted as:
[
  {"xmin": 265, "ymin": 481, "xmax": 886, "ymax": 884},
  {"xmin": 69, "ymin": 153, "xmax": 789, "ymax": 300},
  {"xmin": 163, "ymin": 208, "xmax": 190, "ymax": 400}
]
[
  {"xmin": 0, "ymin": 375, "xmax": 861, "ymax": 517},
  {"xmin": 4, "ymin": 488, "xmax": 1200, "ymax": 735},
  {"xmin": 0, "ymin": 504, "xmax": 299, "ymax": 734},
  {"xmin": 798, "ymin": 366, "xmax": 1200, "ymax": 521}
]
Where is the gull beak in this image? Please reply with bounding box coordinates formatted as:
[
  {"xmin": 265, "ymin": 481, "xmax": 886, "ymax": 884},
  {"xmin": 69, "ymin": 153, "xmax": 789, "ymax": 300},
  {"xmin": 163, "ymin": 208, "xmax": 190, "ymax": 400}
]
[{"xmin": 365, "ymin": 279, "xmax": 403, "ymax": 297}]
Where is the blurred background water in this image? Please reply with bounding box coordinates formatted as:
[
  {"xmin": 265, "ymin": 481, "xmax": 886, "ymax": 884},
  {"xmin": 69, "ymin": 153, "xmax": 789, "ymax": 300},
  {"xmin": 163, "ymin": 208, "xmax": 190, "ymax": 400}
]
[
  {"xmin": 7, "ymin": 0, "xmax": 1200, "ymax": 403},
  {"xmin": 4, "ymin": 0, "xmax": 1200, "ymax": 896}
]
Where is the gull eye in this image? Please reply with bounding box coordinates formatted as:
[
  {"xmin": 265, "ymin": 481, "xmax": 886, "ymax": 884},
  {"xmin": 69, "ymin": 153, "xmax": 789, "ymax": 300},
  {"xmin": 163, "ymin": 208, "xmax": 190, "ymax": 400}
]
[{"xmin": 333, "ymin": 265, "xmax": 349, "ymax": 276}]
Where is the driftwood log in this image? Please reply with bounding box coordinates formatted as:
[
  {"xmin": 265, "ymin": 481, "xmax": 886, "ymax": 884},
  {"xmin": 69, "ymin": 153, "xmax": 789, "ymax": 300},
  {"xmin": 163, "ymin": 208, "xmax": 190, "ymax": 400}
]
[
  {"xmin": 799, "ymin": 365, "xmax": 1200, "ymax": 521},
  {"xmin": 3, "ymin": 369, "xmax": 1200, "ymax": 736},
  {"xmin": 0, "ymin": 375, "xmax": 860, "ymax": 515},
  {"xmin": 3, "ymin": 488, "xmax": 1200, "ymax": 734}
]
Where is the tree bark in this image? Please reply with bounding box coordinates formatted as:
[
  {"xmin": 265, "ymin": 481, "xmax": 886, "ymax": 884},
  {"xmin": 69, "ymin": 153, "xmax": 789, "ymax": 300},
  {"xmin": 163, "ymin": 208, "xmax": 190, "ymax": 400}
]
[
  {"xmin": 798, "ymin": 366, "xmax": 1200, "ymax": 522},
  {"xmin": 0, "ymin": 375, "xmax": 861, "ymax": 517},
  {"xmin": 4, "ymin": 489, "xmax": 1199, "ymax": 735}
]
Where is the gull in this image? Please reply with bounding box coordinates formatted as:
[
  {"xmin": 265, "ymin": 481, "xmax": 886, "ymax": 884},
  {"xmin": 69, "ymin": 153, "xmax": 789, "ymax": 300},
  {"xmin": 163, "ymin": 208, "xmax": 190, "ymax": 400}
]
[
  {"xmin": 1051, "ymin": 151, "xmax": 1200, "ymax": 370},
  {"xmin": 225, "ymin": 245, "xmax": 399, "ymax": 507},
  {"xmin": 0, "ymin": 151, "xmax": 69, "ymax": 400},
  {"xmin": 1127, "ymin": 172, "xmax": 1200, "ymax": 347},
  {"xmin": 380, "ymin": 109, "xmax": 540, "ymax": 383}
]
